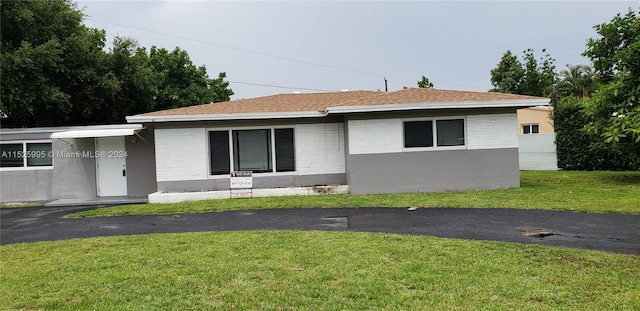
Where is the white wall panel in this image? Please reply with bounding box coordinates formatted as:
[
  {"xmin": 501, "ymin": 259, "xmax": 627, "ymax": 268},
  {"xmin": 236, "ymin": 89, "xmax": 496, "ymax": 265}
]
[
  {"xmin": 467, "ymin": 114, "xmax": 519, "ymax": 150},
  {"xmin": 155, "ymin": 128, "xmax": 208, "ymax": 182},
  {"xmin": 519, "ymin": 133, "xmax": 558, "ymax": 170},
  {"xmin": 296, "ymin": 123, "xmax": 345, "ymax": 175},
  {"xmin": 348, "ymin": 119, "xmax": 402, "ymax": 155}
]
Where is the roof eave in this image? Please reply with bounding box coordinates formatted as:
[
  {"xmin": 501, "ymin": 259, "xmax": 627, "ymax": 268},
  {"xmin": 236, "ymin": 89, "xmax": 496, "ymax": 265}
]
[
  {"xmin": 126, "ymin": 111, "xmax": 327, "ymax": 123},
  {"xmin": 325, "ymin": 99, "xmax": 549, "ymax": 114}
]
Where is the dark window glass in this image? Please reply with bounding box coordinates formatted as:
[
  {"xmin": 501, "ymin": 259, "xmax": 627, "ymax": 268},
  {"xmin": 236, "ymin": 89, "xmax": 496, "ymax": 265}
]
[
  {"xmin": 531, "ymin": 124, "xmax": 540, "ymax": 134},
  {"xmin": 26, "ymin": 143, "xmax": 52, "ymax": 167},
  {"xmin": 275, "ymin": 128, "xmax": 295, "ymax": 172},
  {"xmin": 209, "ymin": 131, "xmax": 230, "ymax": 175},
  {"xmin": 233, "ymin": 129, "xmax": 272, "ymax": 173},
  {"xmin": 436, "ymin": 119, "xmax": 465, "ymax": 146},
  {"xmin": 523, "ymin": 125, "xmax": 531, "ymax": 134},
  {"xmin": 404, "ymin": 121, "xmax": 433, "ymax": 148},
  {"xmin": 0, "ymin": 144, "xmax": 24, "ymax": 167}
]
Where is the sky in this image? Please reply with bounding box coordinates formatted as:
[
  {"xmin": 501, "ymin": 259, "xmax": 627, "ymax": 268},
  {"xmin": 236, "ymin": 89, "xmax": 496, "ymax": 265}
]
[{"xmin": 77, "ymin": 1, "xmax": 639, "ymax": 100}]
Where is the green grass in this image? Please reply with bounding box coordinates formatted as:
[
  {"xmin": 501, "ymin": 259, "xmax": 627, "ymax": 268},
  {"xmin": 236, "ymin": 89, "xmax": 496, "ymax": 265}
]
[
  {"xmin": 0, "ymin": 201, "xmax": 44, "ymax": 208},
  {"xmin": 69, "ymin": 171, "xmax": 640, "ymax": 218},
  {"xmin": 1, "ymin": 231, "xmax": 638, "ymax": 310}
]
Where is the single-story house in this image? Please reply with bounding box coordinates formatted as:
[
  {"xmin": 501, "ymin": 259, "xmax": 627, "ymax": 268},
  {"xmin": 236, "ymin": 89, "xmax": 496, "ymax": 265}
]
[
  {"xmin": 126, "ymin": 88, "xmax": 549, "ymax": 199},
  {"xmin": 0, "ymin": 88, "xmax": 552, "ymax": 204},
  {"xmin": 0, "ymin": 124, "xmax": 156, "ymax": 204}
]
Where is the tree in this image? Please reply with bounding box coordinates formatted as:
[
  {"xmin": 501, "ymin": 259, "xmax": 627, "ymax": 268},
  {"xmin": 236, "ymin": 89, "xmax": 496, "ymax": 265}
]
[
  {"xmin": 417, "ymin": 75, "xmax": 434, "ymax": 88},
  {"xmin": 489, "ymin": 50, "xmax": 524, "ymax": 94},
  {"xmin": 148, "ymin": 46, "xmax": 233, "ymax": 111},
  {"xmin": 583, "ymin": 8, "xmax": 640, "ymax": 144},
  {"xmin": 556, "ymin": 64, "xmax": 598, "ymax": 98},
  {"xmin": 104, "ymin": 37, "xmax": 159, "ymax": 119},
  {"xmin": 490, "ymin": 49, "xmax": 556, "ymax": 97},
  {"xmin": 1, "ymin": 0, "xmax": 119, "ymax": 127},
  {"xmin": 1, "ymin": 0, "xmax": 233, "ymax": 127}
]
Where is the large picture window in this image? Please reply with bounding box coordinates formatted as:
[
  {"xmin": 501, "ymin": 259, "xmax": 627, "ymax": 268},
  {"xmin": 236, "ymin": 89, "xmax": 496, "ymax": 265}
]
[
  {"xmin": 233, "ymin": 129, "xmax": 272, "ymax": 173},
  {"xmin": 209, "ymin": 128, "xmax": 295, "ymax": 175},
  {"xmin": 0, "ymin": 142, "xmax": 53, "ymax": 169},
  {"xmin": 404, "ymin": 119, "xmax": 465, "ymax": 149}
]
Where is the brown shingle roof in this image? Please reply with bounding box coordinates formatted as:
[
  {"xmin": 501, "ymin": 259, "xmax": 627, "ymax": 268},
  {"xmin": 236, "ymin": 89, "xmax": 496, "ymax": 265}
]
[{"xmin": 135, "ymin": 88, "xmax": 547, "ymax": 117}]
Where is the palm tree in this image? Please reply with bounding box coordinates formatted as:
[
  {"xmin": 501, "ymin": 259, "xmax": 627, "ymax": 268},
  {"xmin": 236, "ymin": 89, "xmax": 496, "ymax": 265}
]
[{"xmin": 556, "ymin": 64, "xmax": 598, "ymax": 98}]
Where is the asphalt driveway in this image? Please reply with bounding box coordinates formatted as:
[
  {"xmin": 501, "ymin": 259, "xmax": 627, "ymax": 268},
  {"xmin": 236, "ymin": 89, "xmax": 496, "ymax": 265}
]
[{"xmin": 1, "ymin": 206, "xmax": 639, "ymax": 254}]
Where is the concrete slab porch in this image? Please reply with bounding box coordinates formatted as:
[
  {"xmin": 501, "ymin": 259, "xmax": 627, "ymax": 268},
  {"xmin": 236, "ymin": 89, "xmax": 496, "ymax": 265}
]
[{"xmin": 44, "ymin": 196, "xmax": 147, "ymax": 207}]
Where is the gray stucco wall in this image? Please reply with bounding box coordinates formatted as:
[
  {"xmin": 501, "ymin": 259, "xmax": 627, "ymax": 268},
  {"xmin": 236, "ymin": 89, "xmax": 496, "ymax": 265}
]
[
  {"xmin": 157, "ymin": 173, "xmax": 346, "ymax": 192},
  {"xmin": 0, "ymin": 169, "xmax": 54, "ymax": 202},
  {"xmin": 347, "ymin": 148, "xmax": 520, "ymax": 195},
  {"xmin": 125, "ymin": 128, "xmax": 157, "ymax": 197},
  {"xmin": 0, "ymin": 138, "xmax": 97, "ymax": 202},
  {"xmin": 51, "ymin": 138, "xmax": 97, "ymax": 200}
]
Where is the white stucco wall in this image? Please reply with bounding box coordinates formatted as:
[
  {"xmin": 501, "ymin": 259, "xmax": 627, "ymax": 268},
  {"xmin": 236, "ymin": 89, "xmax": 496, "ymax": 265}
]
[
  {"xmin": 347, "ymin": 113, "xmax": 519, "ymax": 155},
  {"xmin": 295, "ymin": 123, "xmax": 346, "ymax": 175},
  {"xmin": 467, "ymin": 113, "xmax": 519, "ymax": 150},
  {"xmin": 347, "ymin": 119, "xmax": 403, "ymax": 155},
  {"xmin": 154, "ymin": 123, "xmax": 346, "ymax": 182},
  {"xmin": 155, "ymin": 128, "xmax": 208, "ymax": 182}
]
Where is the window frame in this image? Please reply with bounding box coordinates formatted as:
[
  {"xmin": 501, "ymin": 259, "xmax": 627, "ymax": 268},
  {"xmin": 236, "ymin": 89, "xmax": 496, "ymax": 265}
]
[
  {"xmin": 207, "ymin": 126, "xmax": 297, "ymax": 178},
  {"xmin": 0, "ymin": 140, "xmax": 54, "ymax": 171},
  {"xmin": 521, "ymin": 123, "xmax": 540, "ymax": 135},
  {"xmin": 402, "ymin": 117, "xmax": 467, "ymax": 152}
]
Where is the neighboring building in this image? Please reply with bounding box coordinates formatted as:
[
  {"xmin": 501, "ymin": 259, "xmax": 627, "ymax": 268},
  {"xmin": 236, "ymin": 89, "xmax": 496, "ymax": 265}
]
[
  {"xmin": 0, "ymin": 124, "xmax": 156, "ymax": 203},
  {"xmin": 517, "ymin": 106, "xmax": 554, "ymax": 135},
  {"xmin": 127, "ymin": 88, "xmax": 549, "ymax": 199},
  {"xmin": 516, "ymin": 106, "xmax": 558, "ymax": 171}
]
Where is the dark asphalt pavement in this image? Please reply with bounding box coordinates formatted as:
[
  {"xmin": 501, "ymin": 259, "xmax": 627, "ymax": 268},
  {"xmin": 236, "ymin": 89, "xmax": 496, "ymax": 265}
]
[{"xmin": 1, "ymin": 206, "xmax": 639, "ymax": 254}]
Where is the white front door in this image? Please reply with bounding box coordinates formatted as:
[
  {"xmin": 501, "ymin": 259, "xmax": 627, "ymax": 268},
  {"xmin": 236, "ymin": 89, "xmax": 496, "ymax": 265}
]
[{"xmin": 96, "ymin": 137, "xmax": 127, "ymax": 197}]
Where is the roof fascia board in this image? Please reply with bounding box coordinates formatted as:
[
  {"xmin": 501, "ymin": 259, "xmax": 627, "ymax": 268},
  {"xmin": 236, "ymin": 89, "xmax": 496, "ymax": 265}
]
[
  {"xmin": 126, "ymin": 111, "xmax": 327, "ymax": 123},
  {"xmin": 50, "ymin": 128, "xmax": 144, "ymax": 139},
  {"xmin": 0, "ymin": 124, "xmax": 144, "ymax": 135},
  {"xmin": 325, "ymin": 99, "xmax": 550, "ymax": 114}
]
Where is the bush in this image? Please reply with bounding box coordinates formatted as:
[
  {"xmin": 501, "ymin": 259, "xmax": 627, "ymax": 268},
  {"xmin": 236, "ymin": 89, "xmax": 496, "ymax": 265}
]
[{"xmin": 554, "ymin": 96, "xmax": 640, "ymax": 170}]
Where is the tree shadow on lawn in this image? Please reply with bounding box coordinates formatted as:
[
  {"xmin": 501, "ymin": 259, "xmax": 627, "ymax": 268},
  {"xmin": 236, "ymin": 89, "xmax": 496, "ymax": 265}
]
[{"xmin": 601, "ymin": 173, "xmax": 640, "ymax": 184}]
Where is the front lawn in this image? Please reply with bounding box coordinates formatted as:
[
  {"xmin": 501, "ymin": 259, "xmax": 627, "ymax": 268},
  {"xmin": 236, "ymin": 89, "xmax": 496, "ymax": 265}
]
[
  {"xmin": 69, "ymin": 171, "xmax": 640, "ymax": 217},
  {"xmin": 1, "ymin": 231, "xmax": 638, "ymax": 310}
]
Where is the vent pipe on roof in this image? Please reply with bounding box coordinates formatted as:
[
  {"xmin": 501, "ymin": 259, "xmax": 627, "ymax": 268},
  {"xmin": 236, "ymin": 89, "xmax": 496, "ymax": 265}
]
[{"xmin": 384, "ymin": 77, "xmax": 388, "ymax": 92}]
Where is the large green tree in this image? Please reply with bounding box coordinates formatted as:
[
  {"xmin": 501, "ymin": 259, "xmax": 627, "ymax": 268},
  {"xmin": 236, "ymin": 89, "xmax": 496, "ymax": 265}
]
[
  {"xmin": 148, "ymin": 46, "xmax": 232, "ymax": 111},
  {"xmin": 582, "ymin": 8, "xmax": 640, "ymax": 144},
  {"xmin": 490, "ymin": 49, "xmax": 556, "ymax": 97},
  {"xmin": 1, "ymin": 0, "xmax": 118, "ymax": 126},
  {"xmin": 1, "ymin": 0, "xmax": 233, "ymax": 127}
]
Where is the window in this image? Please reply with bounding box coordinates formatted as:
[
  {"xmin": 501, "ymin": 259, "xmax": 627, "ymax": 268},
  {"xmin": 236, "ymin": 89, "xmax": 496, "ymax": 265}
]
[
  {"xmin": 274, "ymin": 128, "xmax": 295, "ymax": 172},
  {"xmin": 404, "ymin": 119, "xmax": 465, "ymax": 148},
  {"xmin": 233, "ymin": 129, "xmax": 272, "ymax": 173},
  {"xmin": 209, "ymin": 128, "xmax": 295, "ymax": 175},
  {"xmin": 522, "ymin": 124, "xmax": 539, "ymax": 134},
  {"xmin": 209, "ymin": 131, "xmax": 230, "ymax": 175},
  {"xmin": 0, "ymin": 142, "xmax": 53, "ymax": 169},
  {"xmin": 404, "ymin": 121, "xmax": 433, "ymax": 147},
  {"xmin": 436, "ymin": 119, "xmax": 465, "ymax": 146}
]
